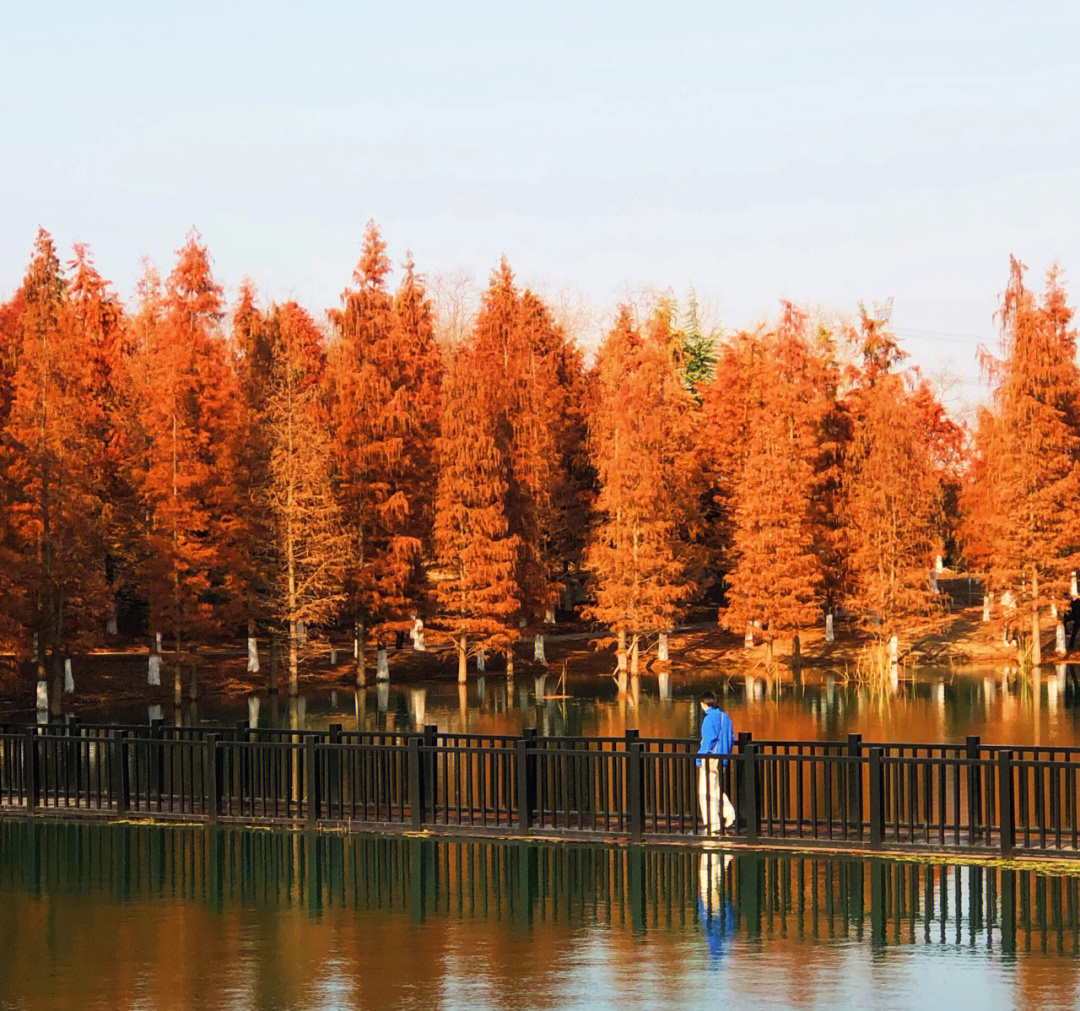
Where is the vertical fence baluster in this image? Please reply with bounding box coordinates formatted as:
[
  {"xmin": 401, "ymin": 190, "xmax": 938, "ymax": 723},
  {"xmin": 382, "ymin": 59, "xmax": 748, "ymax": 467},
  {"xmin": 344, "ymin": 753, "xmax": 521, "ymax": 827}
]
[{"xmin": 999, "ymin": 750, "xmax": 1015, "ymax": 858}]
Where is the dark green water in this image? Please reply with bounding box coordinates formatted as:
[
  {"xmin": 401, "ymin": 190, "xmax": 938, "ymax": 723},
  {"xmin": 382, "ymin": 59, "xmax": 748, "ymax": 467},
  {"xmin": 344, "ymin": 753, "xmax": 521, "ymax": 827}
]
[{"xmin": 2, "ymin": 819, "xmax": 1080, "ymax": 1010}]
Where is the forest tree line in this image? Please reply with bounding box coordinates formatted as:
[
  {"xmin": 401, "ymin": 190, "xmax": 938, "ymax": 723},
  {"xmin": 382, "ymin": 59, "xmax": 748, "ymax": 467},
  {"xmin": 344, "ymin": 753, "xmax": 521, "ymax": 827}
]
[{"xmin": 0, "ymin": 224, "xmax": 1075, "ymax": 705}]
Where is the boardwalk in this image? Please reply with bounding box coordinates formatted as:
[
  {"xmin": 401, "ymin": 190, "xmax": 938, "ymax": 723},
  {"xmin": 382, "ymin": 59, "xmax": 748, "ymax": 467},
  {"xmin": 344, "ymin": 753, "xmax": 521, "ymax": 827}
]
[{"xmin": 2, "ymin": 721, "xmax": 1079, "ymax": 861}]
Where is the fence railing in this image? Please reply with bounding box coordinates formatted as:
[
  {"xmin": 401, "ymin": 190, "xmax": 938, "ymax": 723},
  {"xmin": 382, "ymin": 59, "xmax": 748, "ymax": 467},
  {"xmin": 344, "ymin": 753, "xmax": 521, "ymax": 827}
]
[{"xmin": 3, "ymin": 723, "xmax": 1080, "ymax": 858}]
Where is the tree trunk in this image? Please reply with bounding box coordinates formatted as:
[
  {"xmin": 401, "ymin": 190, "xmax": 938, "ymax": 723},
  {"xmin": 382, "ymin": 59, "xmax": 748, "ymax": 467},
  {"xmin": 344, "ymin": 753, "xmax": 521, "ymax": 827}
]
[
  {"xmin": 269, "ymin": 635, "xmax": 279, "ymax": 693},
  {"xmin": 1032, "ymin": 569, "xmax": 1042, "ymax": 667},
  {"xmin": 629, "ymin": 635, "xmax": 639, "ymax": 675},
  {"xmin": 825, "ymin": 612, "xmax": 835, "ymax": 642},
  {"xmin": 355, "ymin": 618, "xmax": 366, "ymax": 687},
  {"xmin": 792, "ymin": 634, "xmax": 801, "ymax": 664},
  {"xmin": 657, "ymin": 632, "xmax": 669, "ymax": 661},
  {"xmin": 744, "ymin": 622, "xmax": 754, "ymax": 649},
  {"xmin": 533, "ymin": 634, "xmax": 546, "ymax": 663},
  {"xmin": 247, "ymin": 619, "xmax": 259, "ymax": 673},
  {"xmin": 616, "ymin": 628, "xmax": 627, "ymax": 673},
  {"xmin": 289, "ymin": 620, "xmax": 299, "ymax": 696},
  {"xmin": 457, "ymin": 634, "xmax": 467, "ymax": 684},
  {"xmin": 376, "ymin": 646, "xmax": 389, "ymax": 681},
  {"xmin": 505, "ymin": 649, "xmax": 515, "ymax": 678},
  {"xmin": 173, "ymin": 631, "xmax": 183, "ymax": 707},
  {"xmin": 188, "ymin": 646, "xmax": 198, "ymax": 701}
]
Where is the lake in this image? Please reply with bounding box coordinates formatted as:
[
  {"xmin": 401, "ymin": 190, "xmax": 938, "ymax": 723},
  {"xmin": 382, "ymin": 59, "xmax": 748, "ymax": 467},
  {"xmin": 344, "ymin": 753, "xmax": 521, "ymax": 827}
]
[{"xmin": 2, "ymin": 818, "xmax": 1079, "ymax": 1010}]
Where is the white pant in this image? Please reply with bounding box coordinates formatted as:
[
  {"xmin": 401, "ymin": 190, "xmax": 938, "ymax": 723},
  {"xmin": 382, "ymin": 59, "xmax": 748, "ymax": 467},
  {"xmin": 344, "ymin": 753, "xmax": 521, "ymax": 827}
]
[{"xmin": 698, "ymin": 762, "xmax": 736, "ymax": 834}]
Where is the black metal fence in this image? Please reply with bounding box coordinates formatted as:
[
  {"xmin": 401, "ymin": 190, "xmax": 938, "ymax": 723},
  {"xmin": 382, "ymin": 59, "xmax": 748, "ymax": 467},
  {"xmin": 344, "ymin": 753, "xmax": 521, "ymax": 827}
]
[{"xmin": 3, "ymin": 721, "xmax": 1080, "ymax": 858}]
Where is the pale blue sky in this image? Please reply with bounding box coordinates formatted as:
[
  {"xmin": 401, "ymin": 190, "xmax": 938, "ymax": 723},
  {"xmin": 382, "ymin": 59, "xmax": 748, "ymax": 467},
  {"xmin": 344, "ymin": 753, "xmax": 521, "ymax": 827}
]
[{"xmin": 3, "ymin": 1, "xmax": 1079, "ymax": 409}]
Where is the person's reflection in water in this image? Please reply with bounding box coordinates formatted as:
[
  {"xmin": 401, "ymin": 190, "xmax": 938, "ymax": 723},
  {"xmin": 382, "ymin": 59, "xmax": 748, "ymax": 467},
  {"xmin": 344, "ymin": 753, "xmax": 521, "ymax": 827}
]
[{"xmin": 697, "ymin": 852, "xmax": 735, "ymax": 964}]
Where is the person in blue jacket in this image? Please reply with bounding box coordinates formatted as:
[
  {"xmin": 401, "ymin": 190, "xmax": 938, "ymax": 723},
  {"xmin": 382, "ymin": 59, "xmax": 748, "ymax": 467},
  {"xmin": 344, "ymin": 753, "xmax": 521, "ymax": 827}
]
[{"xmin": 697, "ymin": 690, "xmax": 735, "ymax": 834}]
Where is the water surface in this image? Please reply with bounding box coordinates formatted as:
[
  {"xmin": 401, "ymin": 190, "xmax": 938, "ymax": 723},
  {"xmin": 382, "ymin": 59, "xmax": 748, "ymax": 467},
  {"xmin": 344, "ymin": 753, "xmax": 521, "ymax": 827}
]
[{"xmin": 1, "ymin": 820, "xmax": 1079, "ymax": 1010}]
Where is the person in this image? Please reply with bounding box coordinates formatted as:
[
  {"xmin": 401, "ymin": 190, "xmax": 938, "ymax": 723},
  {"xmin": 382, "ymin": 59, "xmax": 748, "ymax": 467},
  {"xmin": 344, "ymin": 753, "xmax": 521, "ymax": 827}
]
[{"xmin": 697, "ymin": 690, "xmax": 735, "ymax": 835}]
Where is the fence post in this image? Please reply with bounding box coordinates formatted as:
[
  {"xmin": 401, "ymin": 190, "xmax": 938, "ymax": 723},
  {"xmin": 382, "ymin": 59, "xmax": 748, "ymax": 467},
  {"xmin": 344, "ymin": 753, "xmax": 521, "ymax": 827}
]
[
  {"xmin": 847, "ymin": 733, "xmax": 863, "ymax": 838},
  {"xmin": 327, "ymin": 723, "xmax": 342, "ymax": 821},
  {"xmin": 205, "ymin": 733, "xmax": 220, "ymax": 824},
  {"xmin": 998, "ymin": 749, "xmax": 1015, "ymax": 857},
  {"xmin": 24, "ymin": 726, "xmax": 39, "ymax": 814},
  {"xmin": 423, "ymin": 724, "xmax": 437, "ymax": 820},
  {"xmin": 111, "ymin": 730, "xmax": 129, "ymax": 818},
  {"xmin": 305, "ymin": 733, "xmax": 320, "ymax": 828},
  {"xmin": 741, "ymin": 743, "xmax": 758, "ymax": 843},
  {"xmin": 627, "ymin": 741, "xmax": 645, "ymax": 841},
  {"xmin": 516, "ymin": 738, "xmax": 532, "ymax": 833},
  {"xmin": 966, "ymin": 735, "xmax": 982, "ymax": 844},
  {"xmin": 868, "ymin": 747, "xmax": 884, "ymax": 849},
  {"xmin": 408, "ymin": 735, "xmax": 423, "ymax": 830}
]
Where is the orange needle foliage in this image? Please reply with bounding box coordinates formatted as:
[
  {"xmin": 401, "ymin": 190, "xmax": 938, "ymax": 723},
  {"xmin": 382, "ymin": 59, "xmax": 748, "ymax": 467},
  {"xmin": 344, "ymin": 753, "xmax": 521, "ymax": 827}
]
[
  {"xmin": 584, "ymin": 307, "xmax": 701, "ymax": 673},
  {"xmin": 432, "ymin": 348, "xmax": 520, "ymax": 681}
]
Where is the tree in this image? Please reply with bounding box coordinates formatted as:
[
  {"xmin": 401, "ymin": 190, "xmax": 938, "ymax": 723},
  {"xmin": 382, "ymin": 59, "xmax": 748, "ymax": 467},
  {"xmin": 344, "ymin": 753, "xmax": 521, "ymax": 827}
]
[
  {"xmin": 229, "ymin": 282, "xmax": 276, "ymax": 669},
  {"xmin": 679, "ymin": 288, "xmax": 718, "ymax": 401},
  {"xmin": 432, "ymin": 348, "xmax": 519, "ymax": 682},
  {"xmin": 2, "ymin": 231, "xmax": 110, "ymax": 710},
  {"xmin": 329, "ymin": 223, "xmax": 436, "ymax": 683},
  {"xmin": 391, "ymin": 255, "xmax": 444, "ymax": 617},
  {"xmin": 129, "ymin": 232, "xmax": 241, "ymax": 702},
  {"xmin": 841, "ymin": 312, "xmax": 943, "ymax": 636},
  {"xmin": 973, "ymin": 259, "xmax": 1080, "ymax": 661},
  {"xmin": 67, "ymin": 244, "xmax": 133, "ymax": 637},
  {"xmin": 584, "ymin": 307, "xmax": 701, "ymax": 675},
  {"xmin": 261, "ymin": 302, "xmax": 346, "ymax": 694},
  {"xmin": 723, "ymin": 307, "xmax": 827, "ymax": 660}
]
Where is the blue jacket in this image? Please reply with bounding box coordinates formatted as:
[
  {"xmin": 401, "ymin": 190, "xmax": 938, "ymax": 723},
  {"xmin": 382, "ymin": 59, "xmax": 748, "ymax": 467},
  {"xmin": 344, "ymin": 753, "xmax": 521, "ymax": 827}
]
[{"xmin": 697, "ymin": 707, "xmax": 734, "ymax": 767}]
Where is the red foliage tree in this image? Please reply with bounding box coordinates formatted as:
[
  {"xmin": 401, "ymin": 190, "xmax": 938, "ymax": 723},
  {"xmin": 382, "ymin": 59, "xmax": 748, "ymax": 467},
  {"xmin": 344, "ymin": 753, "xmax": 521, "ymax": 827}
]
[
  {"xmin": 432, "ymin": 348, "xmax": 519, "ymax": 682},
  {"xmin": 329, "ymin": 223, "xmax": 440, "ymax": 683},
  {"xmin": 584, "ymin": 307, "xmax": 701, "ymax": 675},
  {"xmin": 129, "ymin": 232, "xmax": 241, "ymax": 702}
]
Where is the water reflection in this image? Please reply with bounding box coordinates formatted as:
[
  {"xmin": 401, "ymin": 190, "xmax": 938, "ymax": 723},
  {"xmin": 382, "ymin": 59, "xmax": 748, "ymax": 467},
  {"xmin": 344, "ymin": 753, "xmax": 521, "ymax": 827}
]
[
  {"xmin": 2, "ymin": 820, "xmax": 1080, "ymax": 1009},
  {"xmin": 22, "ymin": 665, "xmax": 1080, "ymax": 751}
]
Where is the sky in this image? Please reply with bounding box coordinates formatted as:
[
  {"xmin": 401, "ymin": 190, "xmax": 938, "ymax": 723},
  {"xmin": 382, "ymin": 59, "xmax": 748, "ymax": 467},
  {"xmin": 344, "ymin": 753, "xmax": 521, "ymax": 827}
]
[{"xmin": 3, "ymin": 1, "xmax": 1079, "ymax": 414}]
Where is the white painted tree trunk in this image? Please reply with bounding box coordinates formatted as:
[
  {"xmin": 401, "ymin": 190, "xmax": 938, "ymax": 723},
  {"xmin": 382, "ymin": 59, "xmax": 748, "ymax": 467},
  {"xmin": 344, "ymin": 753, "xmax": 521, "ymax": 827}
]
[
  {"xmin": 1057, "ymin": 622, "xmax": 1067, "ymax": 655},
  {"xmin": 376, "ymin": 647, "xmax": 389, "ymax": 681},
  {"xmin": 658, "ymin": 632, "xmax": 669, "ymax": 661},
  {"xmin": 983, "ymin": 592, "xmax": 992, "ymax": 623},
  {"xmin": 936, "ymin": 555, "xmax": 944, "ymax": 573},
  {"xmin": 247, "ymin": 636, "xmax": 260, "ymax": 673},
  {"xmin": 888, "ymin": 636, "xmax": 899, "ymax": 665},
  {"xmin": 1052, "ymin": 601, "xmax": 1059, "ymax": 619},
  {"xmin": 36, "ymin": 680, "xmax": 48, "ymax": 711},
  {"xmin": 248, "ymin": 695, "xmax": 260, "ymax": 727},
  {"xmin": 744, "ymin": 623, "xmax": 754, "ymax": 649},
  {"xmin": 477, "ymin": 648, "xmax": 486, "ymax": 672},
  {"xmin": 64, "ymin": 658, "xmax": 74, "ymax": 693},
  {"xmin": 1072, "ymin": 571, "xmax": 1078, "ymax": 597},
  {"xmin": 148, "ymin": 703, "xmax": 162, "ymax": 722},
  {"xmin": 825, "ymin": 613, "xmax": 835, "ymax": 642},
  {"xmin": 411, "ymin": 618, "xmax": 426, "ymax": 651},
  {"xmin": 148, "ymin": 653, "xmax": 162, "ymax": 686},
  {"xmin": 533, "ymin": 634, "xmax": 546, "ymax": 662},
  {"xmin": 545, "ymin": 606, "xmax": 555, "ymax": 624},
  {"xmin": 616, "ymin": 629, "xmax": 627, "ymax": 672},
  {"xmin": 353, "ymin": 636, "xmax": 359, "ymax": 658}
]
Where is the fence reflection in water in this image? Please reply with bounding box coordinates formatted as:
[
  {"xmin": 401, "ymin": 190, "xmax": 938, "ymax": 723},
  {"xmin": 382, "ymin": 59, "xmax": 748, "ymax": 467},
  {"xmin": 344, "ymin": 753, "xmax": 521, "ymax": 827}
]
[{"xmin": 2, "ymin": 818, "xmax": 1080, "ymax": 956}]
